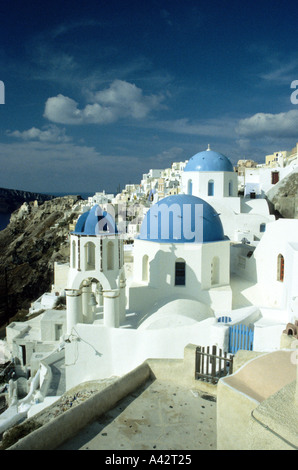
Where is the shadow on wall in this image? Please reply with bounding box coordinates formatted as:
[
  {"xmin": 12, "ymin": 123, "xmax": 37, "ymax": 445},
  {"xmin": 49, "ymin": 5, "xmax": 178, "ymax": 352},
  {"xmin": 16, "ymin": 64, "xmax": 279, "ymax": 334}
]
[
  {"xmin": 128, "ymin": 244, "xmax": 216, "ymax": 323},
  {"xmin": 148, "ymin": 245, "xmax": 200, "ymax": 290}
]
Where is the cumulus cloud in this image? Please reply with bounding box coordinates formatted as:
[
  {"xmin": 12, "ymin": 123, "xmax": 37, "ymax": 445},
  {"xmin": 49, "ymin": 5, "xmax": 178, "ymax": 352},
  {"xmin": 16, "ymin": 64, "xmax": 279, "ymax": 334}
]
[
  {"xmin": 44, "ymin": 80, "xmax": 164, "ymax": 125},
  {"xmin": 236, "ymin": 110, "xmax": 298, "ymax": 138},
  {"xmin": 7, "ymin": 125, "xmax": 71, "ymax": 143}
]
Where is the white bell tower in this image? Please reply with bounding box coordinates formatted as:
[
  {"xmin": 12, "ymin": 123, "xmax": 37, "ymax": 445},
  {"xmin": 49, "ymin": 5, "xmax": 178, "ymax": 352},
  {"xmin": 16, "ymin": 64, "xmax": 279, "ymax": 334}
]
[{"xmin": 66, "ymin": 205, "xmax": 126, "ymax": 332}]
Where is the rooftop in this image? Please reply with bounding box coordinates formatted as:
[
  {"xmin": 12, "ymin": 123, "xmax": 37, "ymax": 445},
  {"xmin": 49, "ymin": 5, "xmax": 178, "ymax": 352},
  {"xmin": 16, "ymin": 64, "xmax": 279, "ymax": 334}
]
[
  {"xmin": 73, "ymin": 204, "xmax": 118, "ymax": 236},
  {"xmin": 138, "ymin": 194, "xmax": 225, "ymax": 243},
  {"xmin": 58, "ymin": 378, "xmax": 216, "ymax": 451},
  {"xmin": 184, "ymin": 147, "xmax": 234, "ymax": 173}
]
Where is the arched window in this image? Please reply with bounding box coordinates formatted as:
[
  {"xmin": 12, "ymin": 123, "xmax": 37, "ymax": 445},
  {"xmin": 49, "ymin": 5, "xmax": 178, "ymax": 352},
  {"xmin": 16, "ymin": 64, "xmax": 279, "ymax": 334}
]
[
  {"xmin": 107, "ymin": 241, "xmax": 114, "ymax": 270},
  {"xmin": 72, "ymin": 240, "xmax": 76, "ymax": 268},
  {"xmin": 260, "ymin": 223, "xmax": 266, "ymax": 233},
  {"xmin": 277, "ymin": 254, "xmax": 284, "ymax": 282},
  {"xmin": 211, "ymin": 256, "xmax": 220, "ymax": 285},
  {"xmin": 142, "ymin": 255, "xmax": 149, "ymax": 282},
  {"xmin": 175, "ymin": 259, "xmax": 186, "ymax": 286},
  {"xmin": 208, "ymin": 180, "xmax": 214, "ymax": 196},
  {"xmin": 228, "ymin": 180, "xmax": 233, "ymax": 196},
  {"xmin": 85, "ymin": 242, "xmax": 95, "ymax": 271},
  {"xmin": 187, "ymin": 179, "xmax": 193, "ymax": 195}
]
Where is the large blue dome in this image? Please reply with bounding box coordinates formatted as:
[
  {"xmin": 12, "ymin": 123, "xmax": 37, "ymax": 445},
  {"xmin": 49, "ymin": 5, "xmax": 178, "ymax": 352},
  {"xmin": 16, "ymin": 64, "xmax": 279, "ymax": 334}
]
[
  {"xmin": 184, "ymin": 149, "xmax": 234, "ymax": 172},
  {"xmin": 73, "ymin": 204, "xmax": 118, "ymax": 235},
  {"xmin": 138, "ymin": 194, "xmax": 225, "ymax": 243}
]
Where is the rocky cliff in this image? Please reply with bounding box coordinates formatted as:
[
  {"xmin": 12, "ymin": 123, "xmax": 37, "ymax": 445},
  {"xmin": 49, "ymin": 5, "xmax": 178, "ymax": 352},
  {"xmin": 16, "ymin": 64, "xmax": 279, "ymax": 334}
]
[
  {"xmin": 266, "ymin": 170, "xmax": 298, "ymax": 219},
  {"xmin": 0, "ymin": 187, "xmax": 55, "ymax": 214},
  {"xmin": 0, "ymin": 195, "xmax": 82, "ymax": 327}
]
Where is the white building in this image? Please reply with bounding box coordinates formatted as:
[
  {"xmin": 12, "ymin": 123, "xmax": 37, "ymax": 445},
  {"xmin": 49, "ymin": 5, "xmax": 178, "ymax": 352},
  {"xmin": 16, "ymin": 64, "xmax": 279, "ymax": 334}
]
[
  {"xmin": 4, "ymin": 146, "xmax": 298, "ymax": 409},
  {"xmin": 63, "ymin": 192, "xmax": 235, "ymax": 389},
  {"xmin": 128, "ymin": 194, "xmax": 232, "ymax": 315},
  {"xmin": 243, "ymin": 144, "xmax": 298, "ymax": 198},
  {"xmin": 181, "ymin": 147, "xmax": 275, "ymax": 243},
  {"xmin": 88, "ymin": 191, "xmax": 114, "ymax": 206}
]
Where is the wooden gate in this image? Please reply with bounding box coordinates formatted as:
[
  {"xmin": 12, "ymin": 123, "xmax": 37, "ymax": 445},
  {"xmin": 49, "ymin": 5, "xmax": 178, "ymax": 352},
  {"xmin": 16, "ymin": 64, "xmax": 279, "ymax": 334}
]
[
  {"xmin": 195, "ymin": 345, "xmax": 234, "ymax": 384},
  {"xmin": 229, "ymin": 324, "xmax": 254, "ymax": 354}
]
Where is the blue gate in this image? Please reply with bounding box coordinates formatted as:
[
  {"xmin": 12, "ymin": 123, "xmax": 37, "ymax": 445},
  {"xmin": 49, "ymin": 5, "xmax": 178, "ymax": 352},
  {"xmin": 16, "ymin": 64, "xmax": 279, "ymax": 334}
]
[{"xmin": 229, "ymin": 324, "xmax": 254, "ymax": 354}]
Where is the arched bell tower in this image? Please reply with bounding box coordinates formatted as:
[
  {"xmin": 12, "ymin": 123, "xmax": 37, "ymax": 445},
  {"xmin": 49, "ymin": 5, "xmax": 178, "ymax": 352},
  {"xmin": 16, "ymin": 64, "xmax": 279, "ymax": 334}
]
[{"xmin": 66, "ymin": 205, "xmax": 126, "ymax": 332}]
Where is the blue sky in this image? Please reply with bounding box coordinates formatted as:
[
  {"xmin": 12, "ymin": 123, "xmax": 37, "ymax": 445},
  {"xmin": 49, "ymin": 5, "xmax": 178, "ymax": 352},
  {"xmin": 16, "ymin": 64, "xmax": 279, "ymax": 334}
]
[{"xmin": 1, "ymin": 0, "xmax": 298, "ymax": 194}]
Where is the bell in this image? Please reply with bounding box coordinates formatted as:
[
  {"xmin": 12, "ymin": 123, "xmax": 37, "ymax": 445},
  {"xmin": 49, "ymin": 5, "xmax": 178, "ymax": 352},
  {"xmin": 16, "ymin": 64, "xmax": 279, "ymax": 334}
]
[{"xmin": 89, "ymin": 293, "xmax": 97, "ymax": 306}]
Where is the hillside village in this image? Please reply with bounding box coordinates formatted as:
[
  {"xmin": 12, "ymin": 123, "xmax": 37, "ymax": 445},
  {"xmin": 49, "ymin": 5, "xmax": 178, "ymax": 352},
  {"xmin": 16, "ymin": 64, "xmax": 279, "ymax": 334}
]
[{"xmin": 0, "ymin": 143, "xmax": 297, "ymax": 450}]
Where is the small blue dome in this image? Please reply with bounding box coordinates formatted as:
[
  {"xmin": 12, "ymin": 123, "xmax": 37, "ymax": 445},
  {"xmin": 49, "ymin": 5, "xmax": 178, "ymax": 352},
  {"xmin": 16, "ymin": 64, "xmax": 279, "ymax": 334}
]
[
  {"xmin": 184, "ymin": 149, "xmax": 234, "ymax": 172},
  {"xmin": 73, "ymin": 204, "xmax": 118, "ymax": 235},
  {"xmin": 138, "ymin": 194, "xmax": 225, "ymax": 243}
]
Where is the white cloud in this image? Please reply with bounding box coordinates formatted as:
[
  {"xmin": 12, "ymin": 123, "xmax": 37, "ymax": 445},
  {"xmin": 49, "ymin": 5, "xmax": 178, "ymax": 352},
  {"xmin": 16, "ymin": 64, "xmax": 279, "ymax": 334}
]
[
  {"xmin": 44, "ymin": 80, "xmax": 164, "ymax": 125},
  {"xmin": 7, "ymin": 125, "xmax": 72, "ymax": 143},
  {"xmin": 236, "ymin": 110, "xmax": 298, "ymax": 138},
  {"xmin": 44, "ymin": 95, "xmax": 84, "ymax": 125},
  {"xmin": 150, "ymin": 117, "xmax": 236, "ymax": 138},
  {"xmin": 259, "ymin": 60, "xmax": 298, "ymax": 84}
]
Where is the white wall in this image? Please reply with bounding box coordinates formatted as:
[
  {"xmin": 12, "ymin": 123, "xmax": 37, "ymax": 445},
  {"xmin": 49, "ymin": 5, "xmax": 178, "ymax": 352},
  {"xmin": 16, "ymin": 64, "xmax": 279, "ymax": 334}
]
[
  {"xmin": 233, "ymin": 219, "xmax": 298, "ymax": 317},
  {"xmin": 68, "ymin": 234, "xmax": 123, "ymax": 290},
  {"xmin": 284, "ymin": 242, "xmax": 298, "ymax": 319},
  {"xmin": 182, "ymin": 171, "xmax": 238, "ymax": 198},
  {"xmin": 202, "ymin": 198, "xmax": 274, "ymax": 243},
  {"xmin": 129, "ymin": 239, "xmax": 231, "ymax": 312},
  {"xmin": 244, "ymin": 161, "xmax": 298, "ymax": 196},
  {"xmin": 65, "ymin": 319, "xmax": 228, "ymax": 390},
  {"xmin": 53, "ymin": 263, "xmax": 69, "ymax": 293}
]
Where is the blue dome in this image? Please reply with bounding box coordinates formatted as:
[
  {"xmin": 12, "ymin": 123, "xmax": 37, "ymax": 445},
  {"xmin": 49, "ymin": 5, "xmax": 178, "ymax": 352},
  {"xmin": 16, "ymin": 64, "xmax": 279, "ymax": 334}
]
[
  {"xmin": 184, "ymin": 149, "xmax": 234, "ymax": 172},
  {"xmin": 73, "ymin": 204, "xmax": 118, "ymax": 235},
  {"xmin": 138, "ymin": 194, "xmax": 225, "ymax": 243}
]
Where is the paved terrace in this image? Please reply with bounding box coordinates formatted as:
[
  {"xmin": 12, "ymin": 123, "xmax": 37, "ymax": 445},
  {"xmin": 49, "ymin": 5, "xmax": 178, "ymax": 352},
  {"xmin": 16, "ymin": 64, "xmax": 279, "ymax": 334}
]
[
  {"xmin": 57, "ymin": 378, "xmax": 216, "ymax": 450},
  {"xmin": 6, "ymin": 345, "xmax": 218, "ymax": 450}
]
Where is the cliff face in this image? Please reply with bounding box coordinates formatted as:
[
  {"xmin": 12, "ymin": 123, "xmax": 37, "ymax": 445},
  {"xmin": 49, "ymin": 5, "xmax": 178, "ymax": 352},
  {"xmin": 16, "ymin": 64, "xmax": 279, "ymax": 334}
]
[
  {"xmin": 0, "ymin": 187, "xmax": 55, "ymax": 214},
  {"xmin": 0, "ymin": 195, "xmax": 82, "ymax": 326},
  {"xmin": 266, "ymin": 170, "xmax": 298, "ymax": 219}
]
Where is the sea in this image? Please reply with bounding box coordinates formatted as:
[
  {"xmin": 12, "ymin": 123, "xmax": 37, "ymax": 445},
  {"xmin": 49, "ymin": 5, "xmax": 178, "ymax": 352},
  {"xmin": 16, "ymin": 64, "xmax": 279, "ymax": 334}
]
[
  {"xmin": 0, "ymin": 213, "xmax": 11, "ymax": 231},
  {"xmin": 0, "ymin": 191, "xmax": 94, "ymax": 232}
]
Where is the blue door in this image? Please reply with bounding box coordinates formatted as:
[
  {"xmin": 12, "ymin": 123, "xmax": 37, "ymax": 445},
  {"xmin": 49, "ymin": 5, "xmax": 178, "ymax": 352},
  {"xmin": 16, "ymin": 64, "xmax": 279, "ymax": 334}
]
[{"xmin": 229, "ymin": 324, "xmax": 254, "ymax": 354}]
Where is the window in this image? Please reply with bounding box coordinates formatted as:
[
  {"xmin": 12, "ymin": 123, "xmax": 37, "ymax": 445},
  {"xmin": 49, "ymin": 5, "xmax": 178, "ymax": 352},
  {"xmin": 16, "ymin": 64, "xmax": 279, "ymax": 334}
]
[
  {"xmin": 55, "ymin": 324, "xmax": 63, "ymax": 341},
  {"xmin": 175, "ymin": 260, "xmax": 186, "ymax": 286},
  {"xmin": 228, "ymin": 181, "xmax": 233, "ymax": 196},
  {"xmin": 211, "ymin": 256, "xmax": 220, "ymax": 285},
  {"xmin": 277, "ymin": 254, "xmax": 284, "ymax": 282},
  {"xmin": 107, "ymin": 241, "xmax": 114, "ymax": 270},
  {"xmin": 208, "ymin": 180, "xmax": 214, "ymax": 196},
  {"xmin": 85, "ymin": 242, "xmax": 95, "ymax": 271},
  {"xmin": 260, "ymin": 223, "xmax": 266, "ymax": 233},
  {"xmin": 72, "ymin": 240, "xmax": 76, "ymax": 268},
  {"xmin": 142, "ymin": 255, "xmax": 149, "ymax": 282},
  {"xmin": 20, "ymin": 345, "xmax": 26, "ymax": 366},
  {"xmin": 187, "ymin": 179, "xmax": 193, "ymax": 195}
]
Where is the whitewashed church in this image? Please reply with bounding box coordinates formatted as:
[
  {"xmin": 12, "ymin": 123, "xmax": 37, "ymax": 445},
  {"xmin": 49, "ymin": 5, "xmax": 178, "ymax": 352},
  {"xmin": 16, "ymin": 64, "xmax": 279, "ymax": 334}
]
[{"xmin": 5, "ymin": 147, "xmax": 298, "ymax": 397}]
